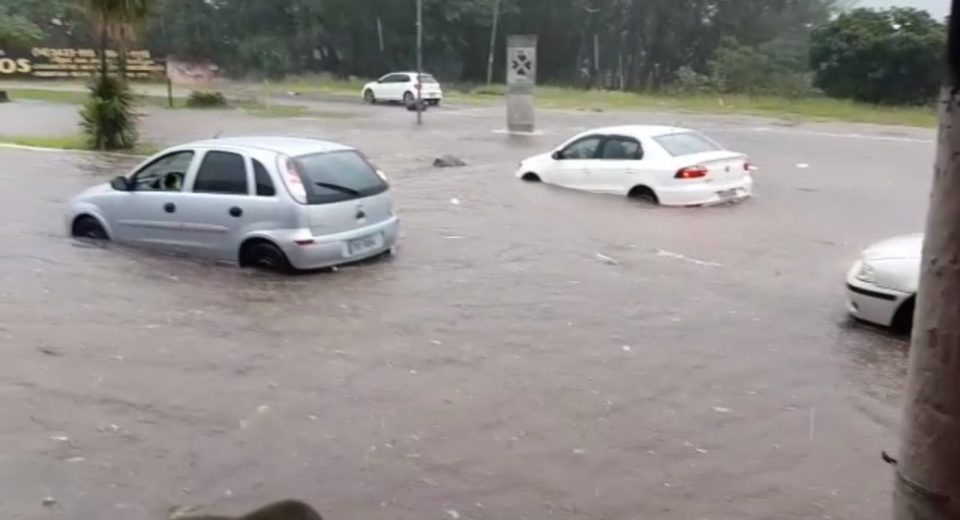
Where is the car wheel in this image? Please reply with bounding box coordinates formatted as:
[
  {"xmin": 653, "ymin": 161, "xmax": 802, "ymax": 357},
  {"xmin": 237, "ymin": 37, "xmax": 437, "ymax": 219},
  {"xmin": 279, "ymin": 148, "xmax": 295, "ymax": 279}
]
[
  {"xmin": 428, "ymin": 99, "xmax": 440, "ymax": 106},
  {"xmin": 628, "ymin": 185, "xmax": 660, "ymax": 205},
  {"xmin": 403, "ymin": 91, "xmax": 415, "ymax": 105},
  {"xmin": 240, "ymin": 240, "xmax": 293, "ymax": 273},
  {"xmin": 521, "ymin": 172, "xmax": 541, "ymax": 183},
  {"xmin": 364, "ymin": 89, "xmax": 376, "ymax": 104},
  {"xmin": 72, "ymin": 216, "xmax": 109, "ymax": 240},
  {"xmin": 892, "ymin": 297, "xmax": 915, "ymax": 336}
]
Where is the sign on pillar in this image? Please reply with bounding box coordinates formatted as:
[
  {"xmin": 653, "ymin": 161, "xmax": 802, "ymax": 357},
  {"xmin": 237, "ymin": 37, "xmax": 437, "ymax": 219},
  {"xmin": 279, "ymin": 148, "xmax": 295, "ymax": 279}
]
[{"xmin": 506, "ymin": 35, "xmax": 537, "ymax": 134}]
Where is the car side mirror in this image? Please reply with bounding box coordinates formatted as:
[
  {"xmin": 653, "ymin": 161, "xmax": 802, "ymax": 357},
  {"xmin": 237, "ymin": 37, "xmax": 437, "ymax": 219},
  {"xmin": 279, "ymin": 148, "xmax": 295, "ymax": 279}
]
[
  {"xmin": 552, "ymin": 151, "xmax": 562, "ymax": 160},
  {"xmin": 110, "ymin": 176, "xmax": 131, "ymax": 191}
]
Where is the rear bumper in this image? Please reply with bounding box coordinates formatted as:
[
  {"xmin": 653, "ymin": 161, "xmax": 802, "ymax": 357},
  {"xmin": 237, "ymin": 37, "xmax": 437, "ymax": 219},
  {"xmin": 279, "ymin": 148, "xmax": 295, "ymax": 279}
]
[
  {"xmin": 274, "ymin": 217, "xmax": 400, "ymax": 270},
  {"xmin": 845, "ymin": 263, "xmax": 911, "ymax": 327},
  {"xmin": 656, "ymin": 176, "xmax": 753, "ymax": 206}
]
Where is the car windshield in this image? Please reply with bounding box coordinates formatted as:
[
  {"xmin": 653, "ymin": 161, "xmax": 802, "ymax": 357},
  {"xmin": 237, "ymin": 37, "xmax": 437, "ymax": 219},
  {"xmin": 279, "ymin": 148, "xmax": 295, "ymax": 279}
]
[
  {"xmin": 293, "ymin": 150, "xmax": 387, "ymax": 204},
  {"xmin": 654, "ymin": 131, "xmax": 723, "ymax": 156}
]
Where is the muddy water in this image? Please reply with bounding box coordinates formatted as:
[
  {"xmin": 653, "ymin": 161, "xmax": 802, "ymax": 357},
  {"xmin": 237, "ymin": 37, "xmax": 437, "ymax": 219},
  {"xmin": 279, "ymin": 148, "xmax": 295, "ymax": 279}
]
[{"xmin": 0, "ymin": 103, "xmax": 932, "ymax": 519}]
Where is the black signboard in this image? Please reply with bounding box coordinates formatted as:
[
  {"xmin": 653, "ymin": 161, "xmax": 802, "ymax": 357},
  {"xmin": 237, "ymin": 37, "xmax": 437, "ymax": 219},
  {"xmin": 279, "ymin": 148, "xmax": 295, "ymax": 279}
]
[{"xmin": 0, "ymin": 47, "xmax": 165, "ymax": 80}]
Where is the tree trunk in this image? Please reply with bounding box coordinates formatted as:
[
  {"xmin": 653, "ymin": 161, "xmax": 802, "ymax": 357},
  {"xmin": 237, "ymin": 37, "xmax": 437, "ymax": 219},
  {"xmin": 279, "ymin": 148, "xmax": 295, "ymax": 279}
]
[
  {"xmin": 99, "ymin": 12, "xmax": 109, "ymax": 79},
  {"xmin": 894, "ymin": 1, "xmax": 960, "ymax": 518}
]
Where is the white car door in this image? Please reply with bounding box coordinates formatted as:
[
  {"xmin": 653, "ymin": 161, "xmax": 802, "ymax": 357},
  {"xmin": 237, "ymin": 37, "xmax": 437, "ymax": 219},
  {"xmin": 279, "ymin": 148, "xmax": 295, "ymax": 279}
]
[
  {"xmin": 371, "ymin": 74, "xmax": 394, "ymax": 100},
  {"xmin": 591, "ymin": 136, "xmax": 644, "ymax": 194},
  {"xmin": 107, "ymin": 149, "xmax": 197, "ymax": 250},
  {"xmin": 173, "ymin": 148, "xmax": 254, "ymax": 262},
  {"xmin": 547, "ymin": 135, "xmax": 604, "ymax": 189}
]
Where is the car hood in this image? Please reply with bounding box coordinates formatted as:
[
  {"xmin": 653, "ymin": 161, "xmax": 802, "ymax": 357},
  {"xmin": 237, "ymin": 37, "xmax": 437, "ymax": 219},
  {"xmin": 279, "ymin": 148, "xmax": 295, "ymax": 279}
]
[
  {"xmin": 522, "ymin": 152, "xmax": 552, "ymax": 164},
  {"xmin": 863, "ymin": 233, "xmax": 923, "ymax": 261}
]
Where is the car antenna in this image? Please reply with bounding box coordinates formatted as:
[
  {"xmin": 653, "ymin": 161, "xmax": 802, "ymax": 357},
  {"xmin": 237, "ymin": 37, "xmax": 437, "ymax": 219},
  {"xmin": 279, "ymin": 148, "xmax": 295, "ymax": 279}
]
[{"xmin": 213, "ymin": 130, "xmax": 223, "ymax": 139}]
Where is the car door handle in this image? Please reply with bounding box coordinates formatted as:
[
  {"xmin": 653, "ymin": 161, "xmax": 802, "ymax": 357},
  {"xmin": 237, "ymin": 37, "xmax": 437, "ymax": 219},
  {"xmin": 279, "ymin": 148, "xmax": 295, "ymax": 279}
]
[
  {"xmin": 229, "ymin": 207, "xmax": 243, "ymax": 218},
  {"xmin": 164, "ymin": 202, "xmax": 176, "ymax": 213}
]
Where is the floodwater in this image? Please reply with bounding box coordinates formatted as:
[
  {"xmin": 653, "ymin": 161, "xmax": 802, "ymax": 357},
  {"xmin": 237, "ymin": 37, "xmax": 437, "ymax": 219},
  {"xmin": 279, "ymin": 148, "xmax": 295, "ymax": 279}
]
[{"xmin": 0, "ymin": 97, "xmax": 934, "ymax": 519}]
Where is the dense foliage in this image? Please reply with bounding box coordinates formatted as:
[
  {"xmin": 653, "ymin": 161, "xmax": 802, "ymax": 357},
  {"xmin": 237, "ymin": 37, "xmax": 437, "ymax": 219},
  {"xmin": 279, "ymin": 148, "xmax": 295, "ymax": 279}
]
[
  {"xmin": 0, "ymin": 0, "xmax": 949, "ymax": 105},
  {"xmin": 80, "ymin": 73, "xmax": 138, "ymax": 149},
  {"xmin": 810, "ymin": 8, "xmax": 946, "ymax": 105}
]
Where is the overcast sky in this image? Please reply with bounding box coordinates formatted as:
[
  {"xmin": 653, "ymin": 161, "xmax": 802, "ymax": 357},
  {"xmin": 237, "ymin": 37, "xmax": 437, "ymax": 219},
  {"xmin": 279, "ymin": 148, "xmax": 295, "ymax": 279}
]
[{"xmin": 858, "ymin": 0, "xmax": 948, "ymax": 18}]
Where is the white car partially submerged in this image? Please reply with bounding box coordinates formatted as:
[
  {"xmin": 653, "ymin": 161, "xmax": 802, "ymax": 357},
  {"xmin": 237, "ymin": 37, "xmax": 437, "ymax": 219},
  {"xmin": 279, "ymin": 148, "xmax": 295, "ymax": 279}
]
[
  {"xmin": 515, "ymin": 125, "xmax": 753, "ymax": 206},
  {"xmin": 847, "ymin": 234, "xmax": 922, "ymax": 333},
  {"xmin": 362, "ymin": 72, "xmax": 443, "ymax": 106}
]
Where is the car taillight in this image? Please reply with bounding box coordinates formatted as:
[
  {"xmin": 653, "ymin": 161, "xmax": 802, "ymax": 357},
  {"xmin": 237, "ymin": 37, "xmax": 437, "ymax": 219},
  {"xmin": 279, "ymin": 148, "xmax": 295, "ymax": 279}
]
[
  {"xmin": 415, "ymin": 83, "xmax": 422, "ymax": 90},
  {"xmin": 280, "ymin": 155, "xmax": 308, "ymax": 204},
  {"xmin": 675, "ymin": 165, "xmax": 707, "ymax": 179},
  {"xmin": 744, "ymin": 160, "xmax": 753, "ymax": 171}
]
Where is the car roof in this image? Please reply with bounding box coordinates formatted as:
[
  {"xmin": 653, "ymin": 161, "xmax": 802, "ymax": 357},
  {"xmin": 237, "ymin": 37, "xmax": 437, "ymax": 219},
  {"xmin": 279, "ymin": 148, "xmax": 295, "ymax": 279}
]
[
  {"xmin": 189, "ymin": 136, "xmax": 354, "ymax": 157},
  {"xmin": 383, "ymin": 71, "xmax": 434, "ymax": 77},
  {"xmin": 583, "ymin": 125, "xmax": 693, "ymax": 139}
]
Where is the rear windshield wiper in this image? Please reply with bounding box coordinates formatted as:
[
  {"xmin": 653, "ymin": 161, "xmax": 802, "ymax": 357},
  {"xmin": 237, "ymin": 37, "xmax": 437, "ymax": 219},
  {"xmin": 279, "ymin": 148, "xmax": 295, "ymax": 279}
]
[{"xmin": 315, "ymin": 182, "xmax": 360, "ymax": 196}]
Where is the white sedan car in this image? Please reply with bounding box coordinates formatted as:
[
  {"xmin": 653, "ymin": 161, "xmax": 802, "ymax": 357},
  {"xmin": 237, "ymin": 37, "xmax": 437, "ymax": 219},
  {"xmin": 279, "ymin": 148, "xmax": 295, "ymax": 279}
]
[
  {"xmin": 515, "ymin": 125, "xmax": 753, "ymax": 206},
  {"xmin": 362, "ymin": 72, "xmax": 443, "ymax": 106},
  {"xmin": 846, "ymin": 234, "xmax": 921, "ymax": 333}
]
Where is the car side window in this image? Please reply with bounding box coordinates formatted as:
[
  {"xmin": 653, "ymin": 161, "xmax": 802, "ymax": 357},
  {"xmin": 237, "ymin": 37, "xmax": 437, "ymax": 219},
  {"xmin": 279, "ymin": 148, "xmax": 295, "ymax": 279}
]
[
  {"xmin": 131, "ymin": 151, "xmax": 195, "ymax": 192},
  {"xmin": 560, "ymin": 136, "xmax": 602, "ymax": 160},
  {"xmin": 253, "ymin": 159, "xmax": 276, "ymax": 196},
  {"xmin": 599, "ymin": 137, "xmax": 643, "ymax": 160},
  {"xmin": 193, "ymin": 151, "xmax": 248, "ymax": 195}
]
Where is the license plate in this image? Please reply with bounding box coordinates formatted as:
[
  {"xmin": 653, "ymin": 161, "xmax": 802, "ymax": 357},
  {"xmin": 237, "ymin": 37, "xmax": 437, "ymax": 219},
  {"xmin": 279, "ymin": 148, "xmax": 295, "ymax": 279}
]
[
  {"xmin": 348, "ymin": 234, "xmax": 382, "ymax": 256},
  {"xmin": 717, "ymin": 189, "xmax": 739, "ymax": 199}
]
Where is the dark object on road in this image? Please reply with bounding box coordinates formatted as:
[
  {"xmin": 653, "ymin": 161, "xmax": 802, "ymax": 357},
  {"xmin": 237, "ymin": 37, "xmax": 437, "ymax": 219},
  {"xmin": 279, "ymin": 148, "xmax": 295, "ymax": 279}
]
[
  {"xmin": 405, "ymin": 99, "xmax": 429, "ymax": 112},
  {"xmin": 434, "ymin": 154, "xmax": 467, "ymax": 168},
  {"xmin": 0, "ymin": 91, "xmax": 9, "ymax": 103},
  {"xmin": 882, "ymin": 450, "xmax": 898, "ymax": 466},
  {"xmin": 173, "ymin": 500, "xmax": 323, "ymax": 520}
]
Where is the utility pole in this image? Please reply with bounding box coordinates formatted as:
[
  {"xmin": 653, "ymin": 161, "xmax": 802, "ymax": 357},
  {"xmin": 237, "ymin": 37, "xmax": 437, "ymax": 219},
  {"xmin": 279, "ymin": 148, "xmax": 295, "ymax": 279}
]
[
  {"xmin": 415, "ymin": 0, "xmax": 423, "ymax": 125},
  {"xmin": 485, "ymin": 0, "xmax": 502, "ymax": 86},
  {"xmin": 894, "ymin": 0, "xmax": 960, "ymax": 518}
]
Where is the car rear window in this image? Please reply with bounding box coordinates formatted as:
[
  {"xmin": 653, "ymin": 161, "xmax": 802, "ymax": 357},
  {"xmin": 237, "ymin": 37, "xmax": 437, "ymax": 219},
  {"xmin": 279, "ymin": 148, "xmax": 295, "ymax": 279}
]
[
  {"xmin": 420, "ymin": 74, "xmax": 438, "ymax": 84},
  {"xmin": 293, "ymin": 150, "xmax": 387, "ymax": 205},
  {"xmin": 654, "ymin": 132, "xmax": 723, "ymax": 156}
]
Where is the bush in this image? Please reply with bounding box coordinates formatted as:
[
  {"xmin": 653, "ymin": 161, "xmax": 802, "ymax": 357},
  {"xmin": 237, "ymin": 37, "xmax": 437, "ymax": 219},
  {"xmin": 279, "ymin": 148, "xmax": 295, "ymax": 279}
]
[
  {"xmin": 186, "ymin": 90, "xmax": 228, "ymax": 108},
  {"xmin": 80, "ymin": 75, "xmax": 138, "ymax": 151}
]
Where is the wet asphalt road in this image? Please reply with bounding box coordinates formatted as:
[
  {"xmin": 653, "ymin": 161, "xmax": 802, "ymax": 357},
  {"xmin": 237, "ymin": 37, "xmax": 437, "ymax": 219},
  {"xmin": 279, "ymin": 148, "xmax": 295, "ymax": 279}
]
[{"xmin": 0, "ymin": 98, "xmax": 936, "ymax": 519}]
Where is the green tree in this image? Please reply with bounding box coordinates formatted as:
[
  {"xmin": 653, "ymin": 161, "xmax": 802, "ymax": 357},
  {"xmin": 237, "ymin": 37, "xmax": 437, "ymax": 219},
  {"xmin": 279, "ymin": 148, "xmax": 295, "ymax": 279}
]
[
  {"xmin": 0, "ymin": 5, "xmax": 44, "ymax": 48},
  {"xmin": 810, "ymin": 7, "xmax": 946, "ymax": 104},
  {"xmin": 80, "ymin": 0, "xmax": 151, "ymax": 150}
]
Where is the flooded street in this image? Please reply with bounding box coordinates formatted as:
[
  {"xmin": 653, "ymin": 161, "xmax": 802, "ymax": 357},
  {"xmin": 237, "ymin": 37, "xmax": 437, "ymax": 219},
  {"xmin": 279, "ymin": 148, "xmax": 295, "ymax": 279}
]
[{"xmin": 0, "ymin": 99, "xmax": 933, "ymax": 519}]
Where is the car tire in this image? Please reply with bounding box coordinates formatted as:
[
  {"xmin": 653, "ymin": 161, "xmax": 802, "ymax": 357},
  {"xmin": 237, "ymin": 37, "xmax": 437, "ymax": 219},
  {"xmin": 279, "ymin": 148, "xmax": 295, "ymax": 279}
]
[
  {"xmin": 364, "ymin": 89, "xmax": 376, "ymax": 104},
  {"xmin": 892, "ymin": 297, "xmax": 915, "ymax": 336},
  {"xmin": 521, "ymin": 172, "xmax": 541, "ymax": 183},
  {"xmin": 403, "ymin": 91, "xmax": 415, "ymax": 105},
  {"xmin": 628, "ymin": 185, "xmax": 660, "ymax": 205},
  {"xmin": 72, "ymin": 215, "xmax": 109, "ymax": 240},
  {"xmin": 428, "ymin": 99, "xmax": 440, "ymax": 107},
  {"xmin": 240, "ymin": 240, "xmax": 293, "ymax": 274}
]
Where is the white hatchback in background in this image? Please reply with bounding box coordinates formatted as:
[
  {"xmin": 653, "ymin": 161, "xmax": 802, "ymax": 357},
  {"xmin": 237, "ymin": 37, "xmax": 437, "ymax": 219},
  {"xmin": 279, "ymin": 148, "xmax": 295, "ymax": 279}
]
[
  {"xmin": 362, "ymin": 72, "xmax": 443, "ymax": 106},
  {"xmin": 846, "ymin": 234, "xmax": 922, "ymax": 333},
  {"xmin": 65, "ymin": 137, "xmax": 399, "ymax": 273},
  {"xmin": 515, "ymin": 125, "xmax": 753, "ymax": 206}
]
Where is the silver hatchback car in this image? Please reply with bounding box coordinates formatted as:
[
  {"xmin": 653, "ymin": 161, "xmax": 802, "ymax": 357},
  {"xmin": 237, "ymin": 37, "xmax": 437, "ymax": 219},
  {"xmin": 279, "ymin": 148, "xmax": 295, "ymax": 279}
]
[{"xmin": 66, "ymin": 136, "xmax": 400, "ymax": 272}]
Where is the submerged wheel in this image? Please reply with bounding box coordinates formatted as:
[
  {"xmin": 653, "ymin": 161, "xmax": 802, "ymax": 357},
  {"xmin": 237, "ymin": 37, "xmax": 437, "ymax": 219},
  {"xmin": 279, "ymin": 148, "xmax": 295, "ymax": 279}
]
[
  {"xmin": 628, "ymin": 185, "xmax": 660, "ymax": 204},
  {"xmin": 892, "ymin": 297, "xmax": 915, "ymax": 336},
  {"xmin": 364, "ymin": 89, "xmax": 376, "ymax": 104},
  {"xmin": 72, "ymin": 216, "xmax": 109, "ymax": 240},
  {"xmin": 403, "ymin": 91, "xmax": 415, "ymax": 105},
  {"xmin": 240, "ymin": 240, "xmax": 293, "ymax": 273},
  {"xmin": 521, "ymin": 172, "xmax": 541, "ymax": 183}
]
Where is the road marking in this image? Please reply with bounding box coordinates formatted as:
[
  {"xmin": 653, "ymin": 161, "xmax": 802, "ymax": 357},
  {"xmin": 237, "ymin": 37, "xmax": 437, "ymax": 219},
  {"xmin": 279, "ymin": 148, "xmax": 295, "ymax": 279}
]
[
  {"xmin": 655, "ymin": 249, "xmax": 722, "ymax": 268},
  {"xmin": 0, "ymin": 142, "xmax": 147, "ymax": 158}
]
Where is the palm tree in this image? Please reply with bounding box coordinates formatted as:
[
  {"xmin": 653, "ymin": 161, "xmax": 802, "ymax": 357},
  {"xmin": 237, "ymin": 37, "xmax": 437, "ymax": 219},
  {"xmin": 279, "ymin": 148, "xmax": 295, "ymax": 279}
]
[{"xmin": 85, "ymin": 0, "xmax": 150, "ymax": 77}]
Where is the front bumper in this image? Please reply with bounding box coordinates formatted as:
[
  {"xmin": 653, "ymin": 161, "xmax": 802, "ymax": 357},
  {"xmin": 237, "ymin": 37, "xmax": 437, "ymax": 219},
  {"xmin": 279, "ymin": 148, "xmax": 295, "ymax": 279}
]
[
  {"xmin": 277, "ymin": 217, "xmax": 400, "ymax": 270},
  {"xmin": 845, "ymin": 262, "xmax": 911, "ymax": 327},
  {"xmin": 656, "ymin": 176, "xmax": 754, "ymax": 206}
]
